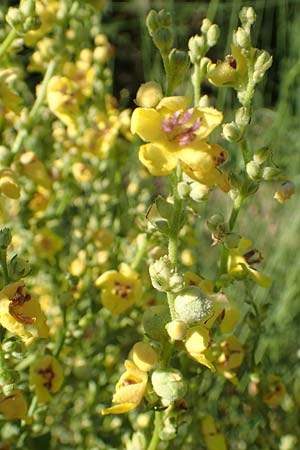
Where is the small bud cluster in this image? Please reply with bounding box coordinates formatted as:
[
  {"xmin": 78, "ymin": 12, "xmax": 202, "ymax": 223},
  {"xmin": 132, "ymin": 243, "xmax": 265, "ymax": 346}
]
[{"xmin": 6, "ymin": 0, "xmax": 41, "ymax": 34}]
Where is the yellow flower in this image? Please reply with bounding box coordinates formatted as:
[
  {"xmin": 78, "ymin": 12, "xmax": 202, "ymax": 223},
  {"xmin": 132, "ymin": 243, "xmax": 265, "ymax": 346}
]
[
  {"xmin": 69, "ymin": 250, "xmax": 86, "ymax": 277},
  {"xmin": 216, "ymin": 335, "xmax": 244, "ymax": 384},
  {"xmin": 129, "ymin": 342, "xmax": 158, "ymax": 372},
  {"xmin": 33, "ymin": 228, "xmax": 63, "ymax": 263},
  {"xmin": 24, "ymin": 0, "xmax": 59, "ymax": 46},
  {"xmin": 205, "ymin": 292, "xmax": 240, "ymax": 334},
  {"xmin": 72, "ymin": 162, "xmax": 96, "ymax": 182},
  {"xmin": 0, "ymin": 169, "xmax": 20, "ymax": 199},
  {"xmin": 207, "ymin": 45, "xmax": 248, "ymax": 89},
  {"xmin": 131, "ymin": 96, "xmax": 227, "ymax": 189},
  {"xmin": 0, "ymin": 70, "xmax": 22, "ymax": 116},
  {"xmin": 274, "ymin": 181, "xmax": 295, "ymax": 203},
  {"xmin": 101, "ymin": 360, "xmax": 147, "ymax": 415},
  {"xmin": 19, "ymin": 152, "xmax": 52, "ymax": 189},
  {"xmin": 29, "ymin": 355, "xmax": 63, "ymax": 403},
  {"xmin": 47, "ymin": 76, "xmax": 80, "ymax": 137},
  {"xmin": 0, "ymin": 389, "xmax": 28, "ymax": 421},
  {"xmin": 263, "ymin": 375, "xmax": 286, "ymax": 407},
  {"xmin": 95, "ymin": 263, "xmax": 141, "ymax": 314},
  {"xmin": 62, "ymin": 60, "xmax": 95, "ymax": 98},
  {"xmin": 29, "ymin": 187, "xmax": 51, "ymax": 213},
  {"xmin": 201, "ymin": 415, "xmax": 227, "ymax": 450},
  {"xmin": 184, "ymin": 324, "xmax": 215, "ymax": 371},
  {"xmin": 0, "ymin": 281, "xmax": 49, "ymax": 345},
  {"xmin": 228, "ymin": 238, "xmax": 272, "ymax": 288}
]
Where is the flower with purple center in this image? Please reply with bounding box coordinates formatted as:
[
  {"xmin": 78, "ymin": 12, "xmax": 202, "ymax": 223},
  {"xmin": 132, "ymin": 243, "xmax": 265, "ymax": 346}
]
[{"xmin": 131, "ymin": 95, "xmax": 229, "ymax": 191}]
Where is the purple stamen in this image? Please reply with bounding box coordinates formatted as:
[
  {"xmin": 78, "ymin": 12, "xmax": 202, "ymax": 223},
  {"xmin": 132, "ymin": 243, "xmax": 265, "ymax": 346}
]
[
  {"xmin": 162, "ymin": 108, "xmax": 202, "ymax": 145},
  {"xmin": 182, "ymin": 109, "xmax": 193, "ymax": 124}
]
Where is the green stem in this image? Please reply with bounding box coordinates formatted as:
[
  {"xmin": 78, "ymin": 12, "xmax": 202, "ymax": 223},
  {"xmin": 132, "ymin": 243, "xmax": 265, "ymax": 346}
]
[
  {"xmin": 193, "ymin": 63, "xmax": 201, "ymax": 106},
  {"xmin": 161, "ymin": 52, "xmax": 172, "ymax": 96},
  {"xmin": 147, "ymin": 411, "xmax": 163, "ymax": 450},
  {"xmin": 0, "ymin": 249, "xmax": 10, "ymax": 284},
  {"xmin": 240, "ymin": 139, "xmax": 250, "ymax": 165},
  {"xmin": 55, "ymin": 306, "xmax": 67, "ymax": 358},
  {"xmin": 0, "ymin": 29, "xmax": 17, "ymax": 60},
  {"xmin": 10, "ymin": 59, "xmax": 57, "ymax": 160}
]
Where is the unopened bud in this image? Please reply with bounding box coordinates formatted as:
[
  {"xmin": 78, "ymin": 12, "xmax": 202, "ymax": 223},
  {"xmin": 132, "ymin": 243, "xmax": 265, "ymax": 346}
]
[
  {"xmin": 253, "ymin": 50, "xmax": 272, "ymax": 83},
  {"xmin": 152, "ymin": 28, "xmax": 173, "ymax": 53},
  {"xmin": 240, "ymin": 7, "xmax": 256, "ymax": 26},
  {"xmin": 189, "ymin": 182, "xmax": 210, "ymax": 202},
  {"xmin": 198, "ymin": 94, "xmax": 210, "ymax": 107},
  {"xmin": 207, "ymin": 214, "xmax": 225, "ymax": 231},
  {"xmin": 253, "ymin": 147, "xmax": 270, "ymax": 165},
  {"xmin": 9, "ymin": 255, "xmax": 30, "ymax": 280},
  {"xmin": 166, "ymin": 319, "xmax": 187, "ymax": 341},
  {"xmin": 262, "ymin": 166, "xmax": 282, "ymax": 181},
  {"xmin": 19, "ymin": 0, "xmax": 36, "ymax": 17},
  {"xmin": 135, "ymin": 81, "xmax": 163, "ymax": 108},
  {"xmin": 6, "ymin": 8, "xmax": 23, "ymax": 31},
  {"xmin": 206, "ymin": 24, "xmax": 220, "ymax": 47},
  {"xmin": 201, "ymin": 18, "xmax": 212, "ymax": 34},
  {"xmin": 23, "ymin": 15, "xmax": 41, "ymax": 32},
  {"xmin": 149, "ymin": 256, "xmax": 173, "ymax": 292},
  {"xmin": 151, "ymin": 369, "xmax": 187, "ymax": 405},
  {"xmin": 235, "ymin": 107, "xmax": 250, "ymax": 127},
  {"xmin": 177, "ymin": 181, "xmax": 191, "ymax": 199},
  {"xmin": 169, "ymin": 49, "xmax": 190, "ymax": 86},
  {"xmin": 188, "ymin": 35, "xmax": 206, "ymax": 63},
  {"xmin": 234, "ymin": 27, "xmax": 251, "ymax": 49},
  {"xmin": 246, "ymin": 161, "xmax": 262, "ymax": 180},
  {"xmin": 157, "ymin": 9, "xmax": 172, "ymax": 27},
  {"xmin": 222, "ymin": 122, "xmax": 242, "ymax": 142},
  {"xmin": 131, "ymin": 342, "xmax": 158, "ymax": 372},
  {"xmin": 146, "ymin": 10, "xmax": 160, "ymax": 34},
  {"xmin": 174, "ymin": 287, "xmax": 213, "ymax": 325}
]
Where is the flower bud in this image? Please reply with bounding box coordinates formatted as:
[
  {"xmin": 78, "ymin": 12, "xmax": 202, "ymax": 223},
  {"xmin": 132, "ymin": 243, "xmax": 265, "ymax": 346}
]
[
  {"xmin": 165, "ymin": 319, "xmax": 187, "ymax": 341},
  {"xmin": 19, "ymin": 0, "xmax": 36, "ymax": 17},
  {"xmin": 222, "ymin": 122, "xmax": 242, "ymax": 142},
  {"xmin": 274, "ymin": 181, "xmax": 295, "ymax": 204},
  {"xmin": 135, "ymin": 81, "xmax": 163, "ymax": 108},
  {"xmin": 198, "ymin": 94, "xmax": 210, "ymax": 107},
  {"xmin": 235, "ymin": 107, "xmax": 250, "ymax": 127},
  {"xmin": 246, "ymin": 161, "xmax": 262, "ymax": 180},
  {"xmin": 143, "ymin": 305, "xmax": 170, "ymax": 341},
  {"xmin": 0, "ymin": 228, "xmax": 12, "ymax": 249},
  {"xmin": 9, "ymin": 255, "xmax": 30, "ymax": 280},
  {"xmin": 168, "ymin": 49, "xmax": 190, "ymax": 87},
  {"xmin": 174, "ymin": 287, "xmax": 213, "ymax": 325},
  {"xmin": 253, "ymin": 147, "xmax": 270, "ymax": 165},
  {"xmin": 234, "ymin": 27, "xmax": 251, "ymax": 49},
  {"xmin": 157, "ymin": 9, "xmax": 172, "ymax": 27},
  {"xmin": 149, "ymin": 256, "xmax": 173, "ymax": 292},
  {"xmin": 207, "ymin": 213, "xmax": 225, "ymax": 231},
  {"xmin": 240, "ymin": 7, "xmax": 256, "ymax": 26},
  {"xmin": 6, "ymin": 7, "xmax": 23, "ymax": 32},
  {"xmin": 152, "ymin": 28, "xmax": 173, "ymax": 53},
  {"xmin": 189, "ymin": 182, "xmax": 210, "ymax": 202},
  {"xmin": 206, "ymin": 24, "xmax": 220, "ymax": 47},
  {"xmin": 23, "ymin": 15, "xmax": 41, "ymax": 32},
  {"xmin": 188, "ymin": 35, "xmax": 206, "ymax": 63},
  {"xmin": 131, "ymin": 342, "xmax": 158, "ymax": 372},
  {"xmin": 201, "ymin": 18, "xmax": 212, "ymax": 34},
  {"xmin": 0, "ymin": 169, "xmax": 20, "ymax": 199},
  {"xmin": 262, "ymin": 166, "xmax": 282, "ymax": 181},
  {"xmin": 151, "ymin": 369, "xmax": 187, "ymax": 405},
  {"xmin": 253, "ymin": 50, "xmax": 272, "ymax": 82},
  {"xmin": 177, "ymin": 181, "xmax": 191, "ymax": 199}
]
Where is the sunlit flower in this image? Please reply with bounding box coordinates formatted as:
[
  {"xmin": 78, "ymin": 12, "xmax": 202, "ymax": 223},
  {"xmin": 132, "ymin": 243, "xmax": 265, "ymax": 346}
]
[
  {"xmin": 205, "ymin": 292, "xmax": 240, "ymax": 334},
  {"xmin": 263, "ymin": 375, "xmax": 286, "ymax": 407},
  {"xmin": 131, "ymin": 96, "xmax": 228, "ymax": 190},
  {"xmin": 0, "ymin": 70, "xmax": 22, "ymax": 117},
  {"xmin": 101, "ymin": 360, "xmax": 148, "ymax": 415},
  {"xmin": 29, "ymin": 187, "xmax": 51, "ymax": 213},
  {"xmin": 0, "ymin": 389, "xmax": 28, "ymax": 421},
  {"xmin": 207, "ymin": 44, "xmax": 248, "ymax": 89},
  {"xmin": 33, "ymin": 228, "xmax": 63, "ymax": 263},
  {"xmin": 95, "ymin": 263, "xmax": 141, "ymax": 314},
  {"xmin": 0, "ymin": 281, "xmax": 49, "ymax": 345},
  {"xmin": 228, "ymin": 238, "xmax": 272, "ymax": 288},
  {"xmin": 274, "ymin": 181, "xmax": 295, "ymax": 204},
  {"xmin": 47, "ymin": 76, "xmax": 80, "ymax": 136},
  {"xmin": 62, "ymin": 60, "xmax": 95, "ymax": 98},
  {"xmin": 216, "ymin": 335, "xmax": 244, "ymax": 384},
  {"xmin": 24, "ymin": 0, "xmax": 59, "ymax": 46},
  {"xmin": 69, "ymin": 250, "xmax": 86, "ymax": 277},
  {"xmin": 72, "ymin": 162, "xmax": 96, "ymax": 182},
  {"xmin": 201, "ymin": 415, "xmax": 227, "ymax": 450},
  {"xmin": 184, "ymin": 324, "xmax": 215, "ymax": 371},
  {"xmin": 29, "ymin": 355, "xmax": 63, "ymax": 403}
]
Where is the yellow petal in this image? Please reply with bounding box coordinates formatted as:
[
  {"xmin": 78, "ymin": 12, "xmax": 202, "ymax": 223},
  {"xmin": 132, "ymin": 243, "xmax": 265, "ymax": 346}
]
[
  {"xmin": 130, "ymin": 107, "xmax": 163, "ymax": 142},
  {"xmin": 156, "ymin": 96, "xmax": 190, "ymax": 114},
  {"xmin": 139, "ymin": 143, "xmax": 177, "ymax": 175},
  {"xmin": 194, "ymin": 107, "xmax": 223, "ymax": 139},
  {"xmin": 101, "ymin": 403, "xmax": 136, "ymax": 415},
  {"xmin": 246, "ymin": 266, "xmax": 272, "ymax": 288}
]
